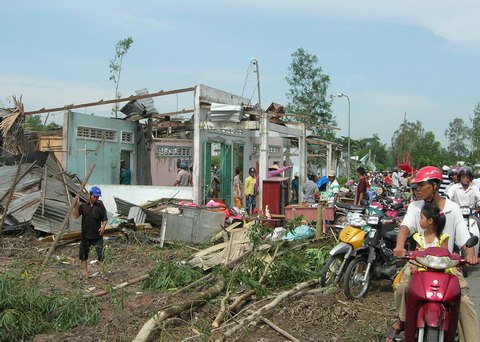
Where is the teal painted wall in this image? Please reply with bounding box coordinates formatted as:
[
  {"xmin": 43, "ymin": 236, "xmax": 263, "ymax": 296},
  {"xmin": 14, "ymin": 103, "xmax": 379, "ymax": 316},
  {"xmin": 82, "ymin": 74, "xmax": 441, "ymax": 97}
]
[{"xmin": 65, "ymin": 111, "xmax": 138, "ymax": 185}]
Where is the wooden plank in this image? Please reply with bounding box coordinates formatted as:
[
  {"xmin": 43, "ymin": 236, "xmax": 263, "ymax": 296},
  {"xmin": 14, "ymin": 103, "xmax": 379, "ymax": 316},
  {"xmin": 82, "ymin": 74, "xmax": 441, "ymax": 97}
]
[{"xmin": 193, "ymin": 237, "xmax": 250, "ymax": 258}]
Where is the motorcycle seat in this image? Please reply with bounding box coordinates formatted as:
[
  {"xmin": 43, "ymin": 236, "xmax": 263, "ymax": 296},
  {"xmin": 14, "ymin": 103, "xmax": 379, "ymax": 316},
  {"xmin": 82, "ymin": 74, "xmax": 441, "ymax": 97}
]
[{"xmin": 335, "ymin": 202, "xmax": 365, "ymax": 211}]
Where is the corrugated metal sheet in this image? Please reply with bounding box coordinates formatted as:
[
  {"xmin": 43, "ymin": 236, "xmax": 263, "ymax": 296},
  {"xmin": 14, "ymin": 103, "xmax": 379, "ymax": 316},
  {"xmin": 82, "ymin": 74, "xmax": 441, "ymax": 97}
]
[
  {"xmin": 0, "ymin": 151, "xmax": 86, "ymax": 234},
  {"xmin": 7, "ymin": 190, "xmax": 42, "ymax": 222},
  {"xmin": 32, "ymin": 198, "xmax": 81, "ymax": 234},
  {"xmin": 114, "ymin": 196, "xmax": 163, "ymax": 225},
  {"xmin": 0, "ymin": 164, "xmax": 41, "ymax": 199}
]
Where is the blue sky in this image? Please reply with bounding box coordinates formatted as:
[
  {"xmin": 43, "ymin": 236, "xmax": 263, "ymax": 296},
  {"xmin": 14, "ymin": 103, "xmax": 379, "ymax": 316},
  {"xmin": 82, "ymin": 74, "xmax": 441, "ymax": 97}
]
[{"xmin": 2, "ymin": 0, "xmax": 480, "ymax": 147}]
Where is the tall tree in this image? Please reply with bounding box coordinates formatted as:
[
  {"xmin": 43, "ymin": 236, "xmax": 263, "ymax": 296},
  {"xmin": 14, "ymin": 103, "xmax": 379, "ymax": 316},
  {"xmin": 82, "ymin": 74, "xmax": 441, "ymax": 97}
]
[
  {"xmin": 391, "ymin": 120, "xmax": 446, "ymax": 169},
  {"xmin": 109, "ymin": 37, "xmax": 134, "ymax": 117},
  {"xmin": 471, "ymin": 102, "xmax": 480, "ymax": 161},
  {"xmin": 285, "ymin": 48, "xmax": 335, "ymax": 139},
  {"xmin": 351, "ymin": 134, "xmax": 389, "ymax": 170},
  {"xmin": 445, "ymin": 118, "xmax": 471, "ymax": 160}
]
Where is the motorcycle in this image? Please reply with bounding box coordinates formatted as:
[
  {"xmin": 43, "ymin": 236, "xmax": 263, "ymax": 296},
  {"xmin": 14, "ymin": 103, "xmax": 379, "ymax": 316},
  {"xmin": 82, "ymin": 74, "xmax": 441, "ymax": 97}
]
[
  {"xmin": 319, "ymin": 212, "xmax": 367, "ymax": 287},
  {"xmin": 343, "ymin": 214, "xmax": 406, "ymax": 299},
  {"xmin": 459, "ymin": 206, "xmax": 480, "ymax": 257},
  {"xmin": 403, "ymin": 236, "xmax": 478, "ymax": 341},
  {"xmin": 333, "ymin": 201, "xmax": 366, "ymax": 228}
]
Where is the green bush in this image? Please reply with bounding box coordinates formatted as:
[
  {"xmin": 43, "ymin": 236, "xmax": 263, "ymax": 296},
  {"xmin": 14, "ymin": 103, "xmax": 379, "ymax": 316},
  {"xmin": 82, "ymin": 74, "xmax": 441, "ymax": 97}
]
[{"xmin": 0, "ymin": 273, "xmax": 98, "ymax": 341}]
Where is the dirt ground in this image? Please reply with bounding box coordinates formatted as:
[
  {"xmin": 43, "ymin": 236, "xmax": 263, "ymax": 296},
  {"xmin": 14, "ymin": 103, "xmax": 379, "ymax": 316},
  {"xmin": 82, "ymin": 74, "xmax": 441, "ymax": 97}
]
[{"xmin": 1, "ymin": 229, "xmax": 397, "ymax": 342}]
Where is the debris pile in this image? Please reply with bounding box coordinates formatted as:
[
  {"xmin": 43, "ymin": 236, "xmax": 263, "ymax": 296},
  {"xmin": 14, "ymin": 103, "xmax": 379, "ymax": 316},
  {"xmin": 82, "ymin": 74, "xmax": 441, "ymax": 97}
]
[{"xmin": 0, "ymin": 151, "xmax": 88, "ymax": 234}]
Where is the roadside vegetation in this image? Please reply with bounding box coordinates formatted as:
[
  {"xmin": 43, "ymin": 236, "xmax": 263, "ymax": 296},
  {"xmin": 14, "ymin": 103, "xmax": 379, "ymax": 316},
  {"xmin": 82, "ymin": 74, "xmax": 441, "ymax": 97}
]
[{"xmin": 0, "ymin": 222, "xmax": 337, "ymax": 341}]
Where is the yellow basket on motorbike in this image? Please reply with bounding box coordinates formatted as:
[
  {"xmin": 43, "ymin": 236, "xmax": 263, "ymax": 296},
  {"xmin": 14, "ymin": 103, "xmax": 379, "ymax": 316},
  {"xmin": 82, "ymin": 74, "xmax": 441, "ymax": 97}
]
[{"xmin": 339, "ymin": 226, "xmax": 366, "ymax": 249}]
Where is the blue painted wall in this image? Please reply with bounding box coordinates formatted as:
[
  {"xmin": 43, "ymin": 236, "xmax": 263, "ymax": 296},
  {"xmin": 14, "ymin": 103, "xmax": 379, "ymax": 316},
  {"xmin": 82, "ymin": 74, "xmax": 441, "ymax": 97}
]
[{"xmin": 64, "ymin": 111, "xmax": 138, "ymax": 185}]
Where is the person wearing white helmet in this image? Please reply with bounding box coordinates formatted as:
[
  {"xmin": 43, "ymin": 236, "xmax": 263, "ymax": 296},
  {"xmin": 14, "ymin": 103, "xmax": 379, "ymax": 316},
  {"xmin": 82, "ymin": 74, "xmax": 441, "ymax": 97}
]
[{"xmin": 439, "ymin": 165, "xmax": 451, "ymax": 195}]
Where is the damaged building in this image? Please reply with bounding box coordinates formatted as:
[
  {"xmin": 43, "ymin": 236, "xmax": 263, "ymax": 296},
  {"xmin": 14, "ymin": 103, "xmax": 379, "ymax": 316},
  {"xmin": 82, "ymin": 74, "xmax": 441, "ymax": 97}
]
[{"xmin": 0, "ymin": 85, "xmax": 342, "ymax": 236}]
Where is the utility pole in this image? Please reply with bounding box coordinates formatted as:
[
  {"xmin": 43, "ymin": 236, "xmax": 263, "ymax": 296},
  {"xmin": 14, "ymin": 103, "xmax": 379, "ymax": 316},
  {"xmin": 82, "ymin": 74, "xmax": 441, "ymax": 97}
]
[{"xmin": 252, "ymin": 58, "xmax": 267, "ymax": 211}]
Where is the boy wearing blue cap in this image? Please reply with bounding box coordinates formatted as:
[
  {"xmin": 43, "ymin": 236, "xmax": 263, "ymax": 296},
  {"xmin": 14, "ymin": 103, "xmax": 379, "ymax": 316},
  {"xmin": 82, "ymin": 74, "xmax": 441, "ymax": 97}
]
[{"xmin": 74, "ymin": 186, "xmax": 108, "ymax": 279}]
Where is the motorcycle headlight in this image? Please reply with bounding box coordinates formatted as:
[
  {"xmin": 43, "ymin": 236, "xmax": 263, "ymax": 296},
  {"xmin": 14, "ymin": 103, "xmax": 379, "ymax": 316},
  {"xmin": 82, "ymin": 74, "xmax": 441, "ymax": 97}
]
[
  {"xmin": 416, "ymin": 255, "xmax": 460, "ymax": 269},
  {"xmin": 368, "ymin": 228, "xmax": 377, "ymax": 238},
  {"xmin": 461, "ymin": 207, "xmax": 472, "ymax": 216}
]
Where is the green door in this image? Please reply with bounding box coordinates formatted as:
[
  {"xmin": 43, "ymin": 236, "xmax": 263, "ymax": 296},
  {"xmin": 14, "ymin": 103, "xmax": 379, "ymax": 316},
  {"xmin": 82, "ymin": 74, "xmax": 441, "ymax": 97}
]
[
  {"xmin": 220, "ymin": 144, "xmax": 232, "ymax": 206},
  {"xmin": 203, "ymin": 141, "xmax": 212, "ymax": 204}
]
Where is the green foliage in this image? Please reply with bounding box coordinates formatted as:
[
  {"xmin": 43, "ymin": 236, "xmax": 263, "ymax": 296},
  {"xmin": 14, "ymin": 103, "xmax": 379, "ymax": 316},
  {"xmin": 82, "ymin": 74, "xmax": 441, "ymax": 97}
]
[
  {"xmin": 285, "ymin": 48, "xmax": 335, "ymax": 139},
  {"xmin": 445, "ymin": 118, "xmax": 471, "ymax": 159},
  {"xmin": 390, "ymin": 120, "xmax": 447, "ymax": 169},
  {"xmin": 349, "ymin": 134, "xmax": 390, "ymax": 171},
  {"xmin": 109, "ymin": 288, "xmax": 128, "ymax": 311},
  {"xmin": 223, "ymin": 219, "xmax": 332, "ymax": 295},
  {"xmin": 0, "ymin": 273, "xmax": 98, "ymax": 341},
  {"xmin": 471, "ymin": 102, "xmax": 480, "ymax": 161},
  {"xmin": 109, "ymin": 37, "xmax": 134, "ymax": 84},
  {"xmin": 142, "ymin": 260, "xmax": 203, "ymax": 291},
  {"xmin": 264, "ymin": 247, "xmax": 329, "ymax": 288},
  {"xmin": 25, "ymin": 115, "xmax": 61, "ymax": 132},
  {"xmin": 248, "ymin": 221, "xmax": 274, "ymax": 249},
  {"xmin": 109, "ymin": 37, "xmax": 134, "ymax": 116}
]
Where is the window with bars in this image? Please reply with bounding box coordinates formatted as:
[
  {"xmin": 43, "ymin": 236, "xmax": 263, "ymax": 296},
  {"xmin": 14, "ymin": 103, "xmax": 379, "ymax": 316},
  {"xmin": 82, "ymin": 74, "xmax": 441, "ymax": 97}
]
[
  {"xmin": 156, "ymin": 145, "xmax": 192, "ymax": 158},
  {"xmin": 253, "ymin": 144, "xmax": 282, "ymax": 154},
  {"xmin": 121, "ymin": 131, "xmax": 134, "ymax": 144},
  {"xmin": 77, "ymin": 126, "xmax": 117, "ymax": 142}
]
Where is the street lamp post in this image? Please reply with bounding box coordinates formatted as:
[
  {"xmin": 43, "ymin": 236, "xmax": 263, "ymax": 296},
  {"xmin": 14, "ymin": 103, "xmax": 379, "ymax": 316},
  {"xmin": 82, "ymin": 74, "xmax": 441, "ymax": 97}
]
[{"xmin": 336, "ymin": 93, "xmax": 351, "ymax": 179}]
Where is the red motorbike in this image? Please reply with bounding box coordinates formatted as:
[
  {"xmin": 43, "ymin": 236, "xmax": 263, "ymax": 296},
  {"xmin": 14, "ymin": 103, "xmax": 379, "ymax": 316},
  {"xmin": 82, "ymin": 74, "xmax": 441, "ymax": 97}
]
[{"xmin": 403, "ymin": 237, "xmax": 478, "ymax": 341}]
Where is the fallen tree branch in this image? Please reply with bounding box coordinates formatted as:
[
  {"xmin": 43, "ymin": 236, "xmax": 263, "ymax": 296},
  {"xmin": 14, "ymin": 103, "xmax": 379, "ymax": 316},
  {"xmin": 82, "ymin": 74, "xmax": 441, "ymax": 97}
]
[
  {"xmin": 172, "ymin": 273, "xmax": 214, "ymax": 295},
  {"xmin": 85, "ymin": 274, "xmax": 150, "ymax": 298},
  {"xmin": 218, "ymin": 278, "xmax": 319, "ymax": 341},
  {"xmin": 133, "ymin": 275, "xmax": 226, "ymax": 342},
  {"xmin": 212, "ymin": 290, "xmax": 230, "ymax": 328},
  {"xmin": 229, "ymin": 289, "xmax": 256, "ymax": 313},
  {"xmin": 245, "ymin": 309, "xmax": 300, "ymax": 342}
]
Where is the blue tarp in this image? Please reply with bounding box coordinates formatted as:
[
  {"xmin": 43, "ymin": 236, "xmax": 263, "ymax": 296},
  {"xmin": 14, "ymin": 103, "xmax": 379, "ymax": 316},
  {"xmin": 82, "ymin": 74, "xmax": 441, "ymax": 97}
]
[{"xmin": 282, "ymin": 225, "xmax": 316, "ymax": 241}]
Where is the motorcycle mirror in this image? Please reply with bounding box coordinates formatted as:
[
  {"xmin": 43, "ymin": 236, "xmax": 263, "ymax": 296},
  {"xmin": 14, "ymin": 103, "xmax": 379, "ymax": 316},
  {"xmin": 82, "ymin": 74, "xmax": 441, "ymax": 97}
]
[{"xmin": 466, "ymin": 236, "xmax": 479, "ymax": 248}]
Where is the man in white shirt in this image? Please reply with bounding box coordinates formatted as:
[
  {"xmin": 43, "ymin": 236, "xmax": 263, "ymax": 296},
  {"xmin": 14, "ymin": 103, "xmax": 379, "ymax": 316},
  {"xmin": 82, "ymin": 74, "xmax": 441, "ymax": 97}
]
[
  {"xmin": 326, "ymin": 170, "xmax": 340, "ymax": 205},
  {"xmin": 446, "ymin": 166, "xmax": 480, "ymax": 208},
  {"xmin": 472, "ymin": 168, "xmax": 480, "ymax": 190},
  {"xmin": 391, "ymin": 168, "xmax": 401, "ymax": 188}
]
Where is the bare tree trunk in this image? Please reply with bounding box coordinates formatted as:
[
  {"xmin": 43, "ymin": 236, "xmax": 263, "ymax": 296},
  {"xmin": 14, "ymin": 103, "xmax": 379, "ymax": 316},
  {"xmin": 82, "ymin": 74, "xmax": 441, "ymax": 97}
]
[{"xmin": 133, "ymin": 275, "xmax": 225, "ymax": 342}]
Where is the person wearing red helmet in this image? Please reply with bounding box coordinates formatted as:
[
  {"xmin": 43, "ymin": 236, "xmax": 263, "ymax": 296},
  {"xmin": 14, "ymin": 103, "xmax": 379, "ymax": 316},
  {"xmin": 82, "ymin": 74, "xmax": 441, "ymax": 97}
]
[{"xmin": 385, "ymin": 166, "xmax": 479, "ymax": 342}]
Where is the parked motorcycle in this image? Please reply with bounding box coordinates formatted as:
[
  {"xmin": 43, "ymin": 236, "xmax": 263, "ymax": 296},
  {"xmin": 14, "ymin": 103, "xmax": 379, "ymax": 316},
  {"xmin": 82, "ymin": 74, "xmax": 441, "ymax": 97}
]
[
  {"xmin": 319, "ymin": 212, "xmax": 367, "ymax": 287},
  {"xmin": 333, "ymin": 202, "xmax": 366, "ymax": 228},
  {"xmin": 343, "ymin": 214, "xmax": 406, "ymax": 299},
  {"xmin": 403, "ymin": 236, "xmax": 478, "ymax": 341}
]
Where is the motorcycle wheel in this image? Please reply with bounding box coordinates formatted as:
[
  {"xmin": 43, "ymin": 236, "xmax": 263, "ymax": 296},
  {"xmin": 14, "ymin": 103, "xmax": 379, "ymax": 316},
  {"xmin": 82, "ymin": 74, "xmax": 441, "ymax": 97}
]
[
  {"xmin": 333, "ymin": 214, "xmax": 347, "ymax": 227},
  {"xmin": 343, "ymin": 257, "xmax": 371, "ymax": 299},
  {"xmin": 419, "ymin": 325, "xmax": 442, "ymax": 341},
  {"xmin": 320, "ymin": 255, "xmax": 344, "ymax": 287}
]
